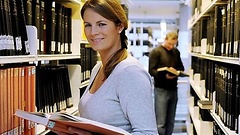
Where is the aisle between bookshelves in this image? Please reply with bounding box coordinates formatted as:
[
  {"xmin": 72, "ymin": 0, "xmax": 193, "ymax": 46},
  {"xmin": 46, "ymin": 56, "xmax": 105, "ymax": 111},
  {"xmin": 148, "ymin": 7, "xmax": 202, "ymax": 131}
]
[{"xmin": 173, "ymin": 81, "xmax": 189, "ymax": 134}]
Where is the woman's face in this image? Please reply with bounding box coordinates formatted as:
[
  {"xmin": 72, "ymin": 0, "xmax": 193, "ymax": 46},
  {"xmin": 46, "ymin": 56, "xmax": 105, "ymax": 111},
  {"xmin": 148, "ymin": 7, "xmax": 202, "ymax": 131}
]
[{"xmin": 83, "ymin": 8, "xmax": 123, "ymax": 54}]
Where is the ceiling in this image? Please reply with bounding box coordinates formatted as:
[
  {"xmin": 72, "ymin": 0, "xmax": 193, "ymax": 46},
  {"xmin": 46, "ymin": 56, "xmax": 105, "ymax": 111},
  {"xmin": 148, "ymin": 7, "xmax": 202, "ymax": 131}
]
[{"xmin": 123, "ymin": 0, "xmax": 189, "ymax": 25}]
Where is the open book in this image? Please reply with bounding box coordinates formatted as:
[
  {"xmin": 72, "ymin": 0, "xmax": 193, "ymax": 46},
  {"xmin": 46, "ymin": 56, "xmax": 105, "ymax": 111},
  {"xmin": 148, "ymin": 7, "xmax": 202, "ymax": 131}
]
[
  {"xmin": 157, "ymin": 67, "xmax": 189, "ymax": 77},
  {"xmin": 14, "ymin": 109, "xmax": 131, "ymax": 135}
]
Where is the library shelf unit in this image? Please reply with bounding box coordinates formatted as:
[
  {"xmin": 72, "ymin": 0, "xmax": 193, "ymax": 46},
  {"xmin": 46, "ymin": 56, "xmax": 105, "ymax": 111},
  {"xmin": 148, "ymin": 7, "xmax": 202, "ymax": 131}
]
[
  {"xmin": 191, "ymin": 53, "xmax": 240, "ymax": 65},
  {"xmin": 188, "ymin": 0, "xmax": 228, "ymax": 30},
  {"xmin": 127, "ymin": 22, "xmax": 153, "ymax": 59},
  {"xmin": 188, "ymin": 0, "xmax": 240, "ymax": 134},
  {"xmin": 0, "ymin": 0, "xmax": 88, "ymax": 134},
  {"xmin": 188, "ymin": 75, "xmax": 213, "ymax": 135},
  {"xmin": 189, "ymin": 75, "xmax": 237, "ymax": 135}
]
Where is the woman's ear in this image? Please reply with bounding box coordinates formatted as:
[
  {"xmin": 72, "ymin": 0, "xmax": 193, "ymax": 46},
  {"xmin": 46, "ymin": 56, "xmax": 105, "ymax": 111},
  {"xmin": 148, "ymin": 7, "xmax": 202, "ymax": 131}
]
[{"xmin": 117, "ymin": 23, "xmax": 124, "ymax": 33}]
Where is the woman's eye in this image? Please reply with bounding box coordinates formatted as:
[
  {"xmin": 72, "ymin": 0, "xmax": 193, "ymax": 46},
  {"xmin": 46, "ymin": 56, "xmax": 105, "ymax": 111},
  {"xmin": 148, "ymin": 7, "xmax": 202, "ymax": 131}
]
[
  {"xmin": 99, "ymin": 23, "xmax": 106, "ymax": 27},
  {"xmin": 84, "ymin": 24, "xmax": 91, "ymax": 27}
]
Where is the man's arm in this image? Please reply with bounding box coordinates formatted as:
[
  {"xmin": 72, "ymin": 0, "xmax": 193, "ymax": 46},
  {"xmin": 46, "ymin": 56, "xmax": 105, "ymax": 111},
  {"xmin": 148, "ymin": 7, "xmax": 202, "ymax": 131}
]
[
  {"xmin": 176, "ymin": 49, "xmax": 185, "ymax": 71},
  {"xmin": 148, "ymin": 49, "xmax": 159, "ymax": 78}
]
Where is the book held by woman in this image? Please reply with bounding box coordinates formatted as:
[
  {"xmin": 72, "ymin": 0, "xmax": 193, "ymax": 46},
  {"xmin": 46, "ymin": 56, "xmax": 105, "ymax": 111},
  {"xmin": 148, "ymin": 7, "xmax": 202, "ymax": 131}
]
[{"xmin": 14, "ymin": 109, "xmax": 130, "ymax": 135}]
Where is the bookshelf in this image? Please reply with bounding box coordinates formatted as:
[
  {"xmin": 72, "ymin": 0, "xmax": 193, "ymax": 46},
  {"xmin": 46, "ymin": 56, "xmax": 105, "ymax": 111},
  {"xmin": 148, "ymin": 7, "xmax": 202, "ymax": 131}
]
[
  {"xmin": 127, "ymin": 22, "xmax": 153, "ymax": 59},
  {"xmin": 189, "ymin": 78, "xmax": 237, "ymax": 135},
  {"xmin": 188, "ymin": 0, "xmax": 240, "ymax": 134},
  {"xmin": 0, "ymin": 0, "xmax": 92, "ymax": 134},
  {"xmin": 188, "ymin": 0, "xmax": 228, "ymax": 29}
]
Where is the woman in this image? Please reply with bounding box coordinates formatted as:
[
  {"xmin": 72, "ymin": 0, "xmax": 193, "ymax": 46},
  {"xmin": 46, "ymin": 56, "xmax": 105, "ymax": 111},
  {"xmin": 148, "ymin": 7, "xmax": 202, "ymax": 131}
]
[{"xmin": 58, "ymin": 0, "xmax": 158, "ymax": 134}]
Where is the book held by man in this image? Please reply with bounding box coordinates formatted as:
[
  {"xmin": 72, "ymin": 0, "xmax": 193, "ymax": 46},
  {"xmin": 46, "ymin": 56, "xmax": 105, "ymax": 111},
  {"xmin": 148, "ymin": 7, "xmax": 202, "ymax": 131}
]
[
  {"xmin": 157, "ymin": 67, "xmax": 189, "ymax": 77},
  {"xmin": 14, "ymin": 109, "xmax": 131, "ymax": 135}
]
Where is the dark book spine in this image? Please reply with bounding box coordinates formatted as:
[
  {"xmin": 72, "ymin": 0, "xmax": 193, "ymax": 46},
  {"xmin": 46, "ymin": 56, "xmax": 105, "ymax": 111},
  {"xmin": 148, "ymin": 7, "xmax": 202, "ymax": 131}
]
[
  {"xmin": 226, "ymin": 2, "xmax": 231, "ymax": 57},
  {"xmin": 237, "ymin": 0, "xmax": 240, "ymax": 58},
  {"xmin": 51, "ymin": 2, "xmax": 56, "ymax": 54},
  {"xmin": 221, "ymin": 5, "xmax": 228, "ymax": 56},
  {"xmin": 229, "ymin": 67, "xmax": 236, "ymax": 130},
  {"xmin": 54, "ymin": 3, "xmax": 62, "ymax": 54},
  {"xmin": 214, "ymin": 6, "xmax": 223, "ymax": 56},
  {"xmin": 229, "ymin": 0, "xmax": 235, "ymax": 57},
  {"xmin": 209, "ymin": 61, "xmax": 215, "ymax": 100},
  {"xmin": 60, "ymin": 6, "xmax": 65, "ymax": 54},
  {"xmin": 39, "ymin": 0, "xmax": 45, "ymax": 54},
  {"xmin": 233, "ymin": 0, "xmax": 239, "ymax": 57},
  {"xmin": 23, "ymin": 0, "xmax": 32, "ymax": 25},
  {"xmin": 9, "ymin": 0, "xmax": 22, "ymax": 55},
  {"xmin": 32, "ymin": 0, "xmax": 41, "ymax": 54},
  {"xmin": 4, "ymin": 0, "xmax": 15, "ymax": 56},
  {"xmin": 67, "ymin": 7, "xmax": 72, "ymax": 54},
  {"xmin": 44, "ymin": 0, "xmax": 55, "ymax": 54},
  {"xmin": 63, "ymin": 6, "xmax": 68, "ymax": 54},
  {"xmin": 223, "ymin": 67, "xmax": 228, "ymax": 127},
  {"xmin": 235, "ymin": 70, "xmax": 240, "ymax": 133},
  {"xmin": 16, "ymin": 0, "xmax": 30, "ymax": 55}
]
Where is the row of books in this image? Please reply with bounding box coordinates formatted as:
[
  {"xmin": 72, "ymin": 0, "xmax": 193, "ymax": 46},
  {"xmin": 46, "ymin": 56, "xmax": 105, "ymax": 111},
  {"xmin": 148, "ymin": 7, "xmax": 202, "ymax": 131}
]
[
  {"xmin": 191, "ymin": 57, "xmax": 215, "ymax": 101},
  {"xmin": 24, "ymin": 0, "xmax": 73, "ymax": 54},
  {"xmin": 36, "ymin": 65, "xmax": 73, "ymax": 113},
  {"xmin": 214, "ymin": 63, "xmax": 240, "ymax": 132},
  {"xmin": 80, "ymin": 43, "xmax": 98, "ymax": 83},
  {"xmin": 191, "ymin": 1, "xmax": 240, "ymax": 58},
  {"xmin": 0, "ymin": 65, "xmax": 35, "ymax": 135},
  {"xmin": 0, "ymin": 0, "xmax": 30, "ymax": 56},
  {"xmin": 191, "ymin": 57, "xmax": 240, "ymax": 133}
]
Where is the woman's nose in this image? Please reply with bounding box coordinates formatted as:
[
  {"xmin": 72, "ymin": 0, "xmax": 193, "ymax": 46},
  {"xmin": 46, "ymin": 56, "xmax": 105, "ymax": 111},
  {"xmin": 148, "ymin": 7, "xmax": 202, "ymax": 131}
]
[{"xmin": 90, "ymin": 26, "xmax": 99, "ymax": 35}]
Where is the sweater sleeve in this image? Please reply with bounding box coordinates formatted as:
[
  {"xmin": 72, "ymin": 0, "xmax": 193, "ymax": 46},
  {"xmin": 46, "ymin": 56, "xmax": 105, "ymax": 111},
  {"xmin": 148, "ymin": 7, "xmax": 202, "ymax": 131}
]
[
  {"xmin": 117, "ymin": 65, "xmax": 158, "ymax": 135},
  {"xmin": 176, "ymin": 49, "xmax": 185, "ymax": 71},
  {"xmin": 148, "ymin": 49, "xmax": 159, "ymax": 78}
]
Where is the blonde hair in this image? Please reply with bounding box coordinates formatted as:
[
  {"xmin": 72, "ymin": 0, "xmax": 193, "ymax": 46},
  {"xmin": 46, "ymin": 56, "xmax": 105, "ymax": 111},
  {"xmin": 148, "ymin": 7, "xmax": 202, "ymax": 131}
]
[{"xmin": 165, "ymin": 31, "xmax": 178, "ymax": 40}]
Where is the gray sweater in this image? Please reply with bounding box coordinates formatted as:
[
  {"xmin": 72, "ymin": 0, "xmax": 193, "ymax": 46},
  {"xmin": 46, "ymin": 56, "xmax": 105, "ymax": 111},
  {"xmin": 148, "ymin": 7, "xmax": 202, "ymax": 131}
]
[{"xmin": 79, "ymin": 55, "xmax": 158, "ymax": 135}]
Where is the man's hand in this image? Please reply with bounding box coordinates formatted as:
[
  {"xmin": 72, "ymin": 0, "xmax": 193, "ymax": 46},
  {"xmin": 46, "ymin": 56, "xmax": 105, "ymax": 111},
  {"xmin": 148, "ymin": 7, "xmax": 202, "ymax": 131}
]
[
  {"xmin": 166, "ymin": 67, "xmax": 177, "ymax": 79},
  {"xmin": 166, "ymin": 73, "xmax": 177, "ymax": 79}
]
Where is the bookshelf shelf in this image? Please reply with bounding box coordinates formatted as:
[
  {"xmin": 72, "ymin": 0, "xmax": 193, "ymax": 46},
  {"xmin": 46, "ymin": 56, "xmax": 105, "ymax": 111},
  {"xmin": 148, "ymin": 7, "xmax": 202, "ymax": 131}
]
[
  {"xmin": 37, "ymin": 54, "xmax": 81, "ymax": 61},
  {"xmin": 191, "ymin": 53, "xmax": 240, "ymax": 65},
  {"xmin": 209, "ymin": 110, "xmax": 237, "ymax": 135},
  {"xmin": 0, "ymin": 54, "xmax": 81, "ymax": 64},
  {"xmin": 81, "ymin": 40, "xmax": 89, "ymax": 44},
  {"xmin": 80, "ymin": 79, "xmax": 89, "ymax": 88},
  {"xmin": 0, "ymin": 55, "xmax": 36, "ymax": 64},
  {"xmin": 188, "ymin": 0, "xmax": 228, "ymax": 29}
]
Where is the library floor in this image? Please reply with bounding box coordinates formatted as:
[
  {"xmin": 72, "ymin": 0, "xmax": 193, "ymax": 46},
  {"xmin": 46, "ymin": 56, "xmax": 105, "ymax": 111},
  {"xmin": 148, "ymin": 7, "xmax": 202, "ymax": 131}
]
[{"xmin": 172, "ymin": 81, "xmax": 189, "ymax": 135}]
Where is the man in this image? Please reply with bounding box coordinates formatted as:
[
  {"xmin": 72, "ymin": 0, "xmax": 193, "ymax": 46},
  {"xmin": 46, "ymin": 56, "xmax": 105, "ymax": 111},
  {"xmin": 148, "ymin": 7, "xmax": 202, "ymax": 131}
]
[{"xmin": 148, "ymin": 31, "xmax": 185, "ymax": 135}]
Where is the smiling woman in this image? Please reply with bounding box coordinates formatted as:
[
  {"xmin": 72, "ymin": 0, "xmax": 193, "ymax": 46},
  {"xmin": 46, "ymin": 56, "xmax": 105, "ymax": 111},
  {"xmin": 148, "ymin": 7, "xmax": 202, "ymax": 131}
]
[{"xmin": 53, "ymin": 0, "xmax": 159, "ymax": 135}]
